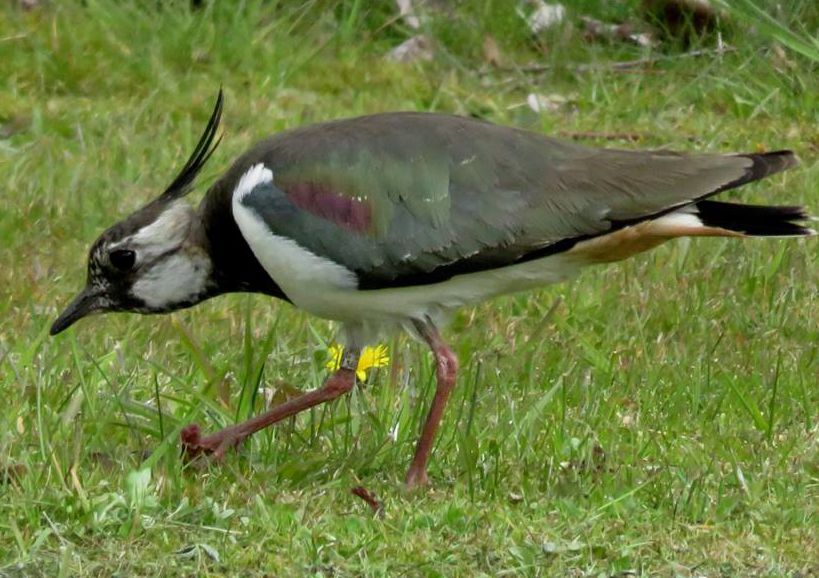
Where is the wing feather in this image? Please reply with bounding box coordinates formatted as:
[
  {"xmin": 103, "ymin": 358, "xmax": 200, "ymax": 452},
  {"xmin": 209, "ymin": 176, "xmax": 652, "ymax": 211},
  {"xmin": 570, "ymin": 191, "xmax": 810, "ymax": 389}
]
[{"xmin": 224, "ymin": 112, "xmax": 786, "ymax": 288}]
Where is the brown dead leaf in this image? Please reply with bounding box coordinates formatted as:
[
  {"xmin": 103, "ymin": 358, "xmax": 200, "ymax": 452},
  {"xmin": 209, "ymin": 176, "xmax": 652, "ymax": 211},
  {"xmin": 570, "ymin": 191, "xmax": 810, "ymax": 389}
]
[
  {"xmin": 395, "ymin": 0, "xmax": 422, "ymax": 30},
  {"xmin": 216, "ymin": 374, "xmax": 232, "ymax": 407},
  {"xmin": 526, "ymin": 2, "xmax": 566, "ymax": 35},
  {"xmin": 482, "ymin": 35, "xmax": 502, "ymax": 67},
  {"xmin": 582, "ymin": 17, "xmax": 656, "ymax": 47},
  {"xmin": 0, "ymin": 115, "xmax": 31, "ymax": 139},
  {"xmin": 1, "ymin": 463, "xmax": 27, "ymax": 485},
  {"xmin": 262, "ymin": 380, "xmax": 304, "ymax": 407},
  {"xmin": 386, "ymin": 35, "xmax": 434, "ymax": 63},
  {"xmin": 771, "ymin": 43, "xmax": 796, "ymax": 71}
]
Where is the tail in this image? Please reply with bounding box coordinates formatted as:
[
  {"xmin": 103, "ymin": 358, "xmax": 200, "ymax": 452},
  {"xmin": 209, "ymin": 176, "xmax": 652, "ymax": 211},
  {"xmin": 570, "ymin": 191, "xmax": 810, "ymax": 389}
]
[
  {"xmin": 570, "ymin": 149, "xmax": 812, "ymax": 263},
  {"xmin": 712, "ymin": 149, "xmax": 799, "ymax": 195},
  {"xmin": 695, "ymin": 201, "xmax": 816, "ymax": 237},
  {"xmin": 646, "ymin": 149, "xmax": 814, "ymax": 239},
  {"xmin": 692, "ymin": 149, "xmax": 814, "ymax": 237}
]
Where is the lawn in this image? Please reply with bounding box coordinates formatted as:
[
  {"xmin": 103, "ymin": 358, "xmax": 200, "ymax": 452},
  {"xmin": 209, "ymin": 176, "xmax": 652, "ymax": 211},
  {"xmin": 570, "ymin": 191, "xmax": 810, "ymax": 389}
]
[{"xmin": 0, "ymin": 1, "xmax": 817, "ymax": 575}]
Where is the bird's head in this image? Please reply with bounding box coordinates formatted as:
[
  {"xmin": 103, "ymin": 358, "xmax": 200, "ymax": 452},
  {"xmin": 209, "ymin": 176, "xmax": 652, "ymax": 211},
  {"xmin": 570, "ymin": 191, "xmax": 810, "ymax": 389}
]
[{"xmin": 50, "ymin": 91, "xmax": 224, "ymax": 336}]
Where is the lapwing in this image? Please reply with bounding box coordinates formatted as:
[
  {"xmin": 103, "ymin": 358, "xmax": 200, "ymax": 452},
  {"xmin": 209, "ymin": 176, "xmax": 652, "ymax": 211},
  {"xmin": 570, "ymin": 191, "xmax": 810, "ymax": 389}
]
[{"xmin": 51, "ymin": 90, "xmax": 814, "ymax": 487}]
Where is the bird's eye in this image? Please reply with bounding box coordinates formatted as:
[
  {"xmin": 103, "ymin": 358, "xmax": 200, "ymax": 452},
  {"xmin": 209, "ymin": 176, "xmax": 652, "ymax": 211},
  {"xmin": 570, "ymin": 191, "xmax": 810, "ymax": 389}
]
[{"xmin": 109, "ymin": 249, "xmax": 136, "ymax": 271}]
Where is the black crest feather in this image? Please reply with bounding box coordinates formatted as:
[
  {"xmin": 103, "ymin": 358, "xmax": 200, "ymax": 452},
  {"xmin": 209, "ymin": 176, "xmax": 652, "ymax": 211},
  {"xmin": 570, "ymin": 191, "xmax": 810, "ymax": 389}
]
[{"xmin": 160, "ymin": 89, "xmax": 224, "ymax": 201}]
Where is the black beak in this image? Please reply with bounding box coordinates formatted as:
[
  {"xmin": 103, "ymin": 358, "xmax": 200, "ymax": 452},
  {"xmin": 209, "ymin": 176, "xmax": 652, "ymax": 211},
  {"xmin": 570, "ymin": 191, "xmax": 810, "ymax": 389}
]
[{"xmin": 50, "ymin": 286, "xmax": 106, "ymax": 336}]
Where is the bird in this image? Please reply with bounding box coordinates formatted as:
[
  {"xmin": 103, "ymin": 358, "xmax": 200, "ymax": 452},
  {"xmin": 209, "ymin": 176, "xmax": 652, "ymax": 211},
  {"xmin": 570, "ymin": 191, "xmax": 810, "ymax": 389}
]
[{"xmin": 50, "ymin": 90, "xmax": 814, "ymax": 488}]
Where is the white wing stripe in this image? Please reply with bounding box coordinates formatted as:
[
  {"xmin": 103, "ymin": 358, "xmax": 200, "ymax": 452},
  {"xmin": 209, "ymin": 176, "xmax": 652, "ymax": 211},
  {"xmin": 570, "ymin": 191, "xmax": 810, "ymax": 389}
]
[{"xmin": 231, "ymin": 164, "xmax": 358, "ymax": 305}]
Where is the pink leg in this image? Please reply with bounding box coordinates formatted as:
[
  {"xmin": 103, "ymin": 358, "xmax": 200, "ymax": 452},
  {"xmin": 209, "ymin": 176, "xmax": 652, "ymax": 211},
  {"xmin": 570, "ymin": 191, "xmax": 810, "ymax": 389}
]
[
  {"xmin": 181, "ymin": 349, "xmax": 360, "ymax": 461},
  {"xmin": 405, "ymin": 321, "xmax": 459, "ymax": 488}
]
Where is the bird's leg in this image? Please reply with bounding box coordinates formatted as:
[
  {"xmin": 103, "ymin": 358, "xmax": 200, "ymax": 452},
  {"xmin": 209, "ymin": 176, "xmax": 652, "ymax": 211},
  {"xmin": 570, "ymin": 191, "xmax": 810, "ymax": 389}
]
[
  {"xmin": 181, "ymin": 348, "xmax": 361, "ymax": 461},
  {"xmin": 405, "ymin": 321, "xmax": 459, "ymax": 488}
]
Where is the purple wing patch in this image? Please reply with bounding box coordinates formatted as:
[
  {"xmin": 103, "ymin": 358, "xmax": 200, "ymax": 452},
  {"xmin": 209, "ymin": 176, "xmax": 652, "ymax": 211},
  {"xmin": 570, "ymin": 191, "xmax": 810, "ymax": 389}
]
[{"xmin": 284, "ymin": 182, "xmax": 373, "ymax": 233}]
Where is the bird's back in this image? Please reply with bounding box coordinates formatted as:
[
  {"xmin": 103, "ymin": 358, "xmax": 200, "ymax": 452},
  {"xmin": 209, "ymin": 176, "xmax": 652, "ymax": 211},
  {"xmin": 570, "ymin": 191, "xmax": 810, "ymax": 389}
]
[{"xmin": 203, "ymin": 112, "xmax": 785, "ymax": 288}]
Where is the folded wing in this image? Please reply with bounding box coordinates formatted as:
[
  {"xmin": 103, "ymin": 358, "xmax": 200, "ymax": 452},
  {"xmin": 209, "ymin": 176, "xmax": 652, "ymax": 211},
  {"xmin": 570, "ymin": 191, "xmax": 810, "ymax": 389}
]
[{"xmin": 228, "ymin": 112, "xmax": 796, "ymax": 288}]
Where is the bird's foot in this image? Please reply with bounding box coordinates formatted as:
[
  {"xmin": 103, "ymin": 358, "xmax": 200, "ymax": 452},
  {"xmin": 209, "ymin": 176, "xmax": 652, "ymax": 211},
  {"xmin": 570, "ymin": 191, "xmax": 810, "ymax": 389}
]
[
  {"xmin": 180, "ymin": 423, "xmax": 241, "ymax": 462},
  {"xmin": 404, "ymin": 467, "xmax": 429, "ymax": 490}
]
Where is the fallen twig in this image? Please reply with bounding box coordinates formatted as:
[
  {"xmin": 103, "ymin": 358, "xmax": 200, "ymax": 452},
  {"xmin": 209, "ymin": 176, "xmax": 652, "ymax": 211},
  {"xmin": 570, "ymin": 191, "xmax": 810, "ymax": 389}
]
[
  {"xmin": 0, "ymin": 33, "xmax": 29, "ymax": 43},
  {"xmin": 486, "ymin": 46, "xmax": 735, "ymax": 75},
  {"xmin": 558, "ymin": 130, "xmax": 644, "ymax": 142},
  {"xmin": 558, "ymin": 130, "xmax": 700, "ymax": 143}
]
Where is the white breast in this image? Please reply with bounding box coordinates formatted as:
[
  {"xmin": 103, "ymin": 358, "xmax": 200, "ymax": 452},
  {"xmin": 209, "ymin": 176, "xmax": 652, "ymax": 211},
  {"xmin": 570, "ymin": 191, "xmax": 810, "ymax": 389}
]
[{"xmin": 231, "ymin": 164, "xmax": 359, "ymax": 295}]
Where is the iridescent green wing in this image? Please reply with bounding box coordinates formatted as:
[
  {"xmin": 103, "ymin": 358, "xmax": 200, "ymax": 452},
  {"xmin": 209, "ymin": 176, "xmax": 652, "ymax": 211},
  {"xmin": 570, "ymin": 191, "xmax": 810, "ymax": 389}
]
[{"xmin": 232, "ymin": 112, "xmax": 756, "ymax": 287}]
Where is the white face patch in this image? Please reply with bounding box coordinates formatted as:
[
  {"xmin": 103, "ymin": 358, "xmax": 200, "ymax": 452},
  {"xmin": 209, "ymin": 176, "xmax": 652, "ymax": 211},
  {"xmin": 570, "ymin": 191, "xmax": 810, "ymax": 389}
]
[
  {"xmin": 112, "ymin": 201, "xmax": 195, "ymax": 262},
  {"xmin": 131, "ymin": 253, "xmax": 211, "ymax": 309}
]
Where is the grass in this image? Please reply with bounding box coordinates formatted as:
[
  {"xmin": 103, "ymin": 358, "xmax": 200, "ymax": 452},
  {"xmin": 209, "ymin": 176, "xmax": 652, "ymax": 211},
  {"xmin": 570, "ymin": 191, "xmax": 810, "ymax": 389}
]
[{"xmin": 1, "ymin": 0, "xmax": 817, "ymax": 575}]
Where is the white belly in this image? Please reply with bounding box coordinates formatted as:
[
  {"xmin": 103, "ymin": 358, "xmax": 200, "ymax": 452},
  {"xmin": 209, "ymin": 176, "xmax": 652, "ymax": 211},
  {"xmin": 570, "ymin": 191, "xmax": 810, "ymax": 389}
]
[
  {"xmin": 234, "ymin": 192, "xmax": 581, "ymax": 322},
  {"xmin": 297, "ymin": 253, "xmax": 581, "ymax": 322}
]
